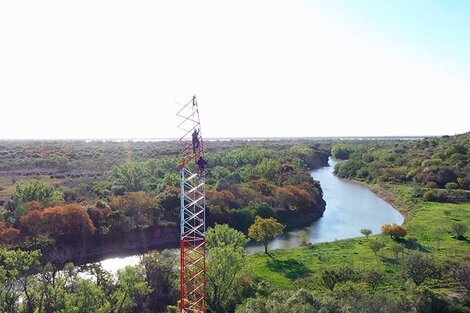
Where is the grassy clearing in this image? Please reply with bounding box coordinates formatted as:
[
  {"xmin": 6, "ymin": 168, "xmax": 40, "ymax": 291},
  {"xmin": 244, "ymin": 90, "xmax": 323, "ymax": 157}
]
[{"xmin": 248, "ymin": 183, "xmax": 470, "ymax": 292}]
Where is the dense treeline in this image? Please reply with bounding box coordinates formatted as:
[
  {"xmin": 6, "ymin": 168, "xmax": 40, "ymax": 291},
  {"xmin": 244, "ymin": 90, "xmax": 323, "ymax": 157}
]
[
  {"xmin": 0, "ymin": 141, "xmax": 329, "ymax": 264},
  {"xmin": 4, "ymin": 222, "xmax": 469, "ymax": 313},
  {"xmin": 333, "ymin": 132, "xmax": 470, "ymax": 202},
  {"xmin": 0, "ymin": 248, "xmax": 178, "ymax": 313},
  {"xmin": 0, "ymin": 139, "xmax": 331, "ymax": 177}
]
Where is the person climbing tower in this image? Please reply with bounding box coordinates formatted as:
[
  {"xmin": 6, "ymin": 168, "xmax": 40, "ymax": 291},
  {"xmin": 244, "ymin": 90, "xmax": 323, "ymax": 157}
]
[
  {"xmin": 192, "ymin": 128, "xmax": 200, "ymax": 153},
  {"xmin": 196, "ymin": 156, "xmax": 207, "ymax": 178}
]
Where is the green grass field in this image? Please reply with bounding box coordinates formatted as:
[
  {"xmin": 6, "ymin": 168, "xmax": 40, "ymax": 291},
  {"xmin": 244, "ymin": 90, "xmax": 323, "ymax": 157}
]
[{"xmin": 247, "ymin": 184, "xmax": 470, "ymax": 294}]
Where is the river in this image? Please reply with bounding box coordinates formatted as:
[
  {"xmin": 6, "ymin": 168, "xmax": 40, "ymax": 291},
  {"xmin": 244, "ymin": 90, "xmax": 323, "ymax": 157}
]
[{"xmin": 100, "ymin": 158, "xmax": 404, "ymax": 271}]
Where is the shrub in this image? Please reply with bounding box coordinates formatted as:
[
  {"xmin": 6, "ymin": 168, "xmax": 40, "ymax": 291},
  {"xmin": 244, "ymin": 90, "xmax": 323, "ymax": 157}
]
[
  {"xmin": 445, "ymin": 182, "xmax": 459, "ymax": 190},
  {"xmin": 423, "ymin": 190, "xmax": 446, "ymax": 202},
  {"xmin": 451, "ymin": 222, "xmax": 468, "ymax": 239}
]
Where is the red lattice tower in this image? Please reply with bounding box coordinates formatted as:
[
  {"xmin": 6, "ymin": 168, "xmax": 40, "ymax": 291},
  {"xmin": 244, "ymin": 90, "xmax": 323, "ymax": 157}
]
[{"xmin": 176, "ymin": 96, "xmax": 206, "ymax": 313}]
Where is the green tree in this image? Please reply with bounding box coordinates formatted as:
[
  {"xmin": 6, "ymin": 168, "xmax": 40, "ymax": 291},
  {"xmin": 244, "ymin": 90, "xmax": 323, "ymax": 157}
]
[
  {"xmin": 206, "ymin": 225, "xmax": 250, "ymax": 313},
  {"xmin": 331, "ymin": 145, "xmax": 354, "ymax": 160},
  {"xmin": 360, "ymin": 228, "xmax": 372, "ymax": 238},
  {"xmin": 0, "ymin": 249, "xmax": 41, "ymax": 313},
  {"xmin": 63, "ymin": 277, "xmax": 111, "ymax": 313},
  {"xmin": 112, "ymin": 162, "xmax": 148, "ymax": 193},
  {"xmin": 12, "ymin": 179, "xmax": 56, "ymax": 207},
  {"xmin": 112, "ymin": 265, "xmax": 151, "ymax": 313},
  {"xmin": 206, "ymin": 224, "xmax": 249, "ymax": 250},
  {"xmin": 389, "ymin": 242, "xmax": 404, "ymax": 260},
  {"xmin": 11, "ymin": 180, "xmax": 60, "ymax": 222},
  {"xmin": 141, "ymin": 250, "xmax": 178, "ymax": 312},
  {"xmin": 248, "ymin": 216, "xmax": 285, "ymax": 253},
  {"xmin": 255, "ymin": 159, "xmax": 278, "ymax": 181},
  {"xmin": 368, "ymin": 239, "xmax": 385, "ymax": 256}
]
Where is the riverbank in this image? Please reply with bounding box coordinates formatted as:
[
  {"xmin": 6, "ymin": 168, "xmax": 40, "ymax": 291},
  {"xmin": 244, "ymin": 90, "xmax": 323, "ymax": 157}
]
[
  {"xmin": 39, "ymin": 225, "xmax": 179, "ymax": 267},
  {"xmin": 248, "ymin": 181, "xmax": 470, "ymax": 296}
]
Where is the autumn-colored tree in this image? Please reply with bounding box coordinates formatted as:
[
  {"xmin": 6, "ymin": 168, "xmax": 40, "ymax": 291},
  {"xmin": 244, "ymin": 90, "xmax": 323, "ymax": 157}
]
[
  {"xmin": 272, "ymin": 184, "xmax": 316, "ymax": 211},
  {"xmin": 0, "ymin": 222, "xmax": 20, "ymax": 245},
  {"xmin": 25, "ymin": 200, "xmax": 44, "ymax": 211},
  {"xmin": 381, "ymin": 224, "xmax": 407, "ymax": 240},
  {"xmin": 274, "ymin": 187, "xmax": 295, "ymax": 210},
  {"xmin": 247, "ymin": 179, "xmax": 273, "ymax": 197},
  {"xmin": 20, "ymin": 204, "xmax": 95, "ymax": 243},
  {"xmin": 110, "ymin": 192, "xmax": 160, "ymax": 229},
  {"xmin": 248, "ymin": 216, "xmax": 285, "ymax": 253},
  {"xmin": 86, "ymin": 203, "xmax": 111, "ymax": 232},
  {"xmin": 284, "ymin": 185, "xmax": 314, "ymax": 209},
  {"xmin": 206, "ymin": 189, "xmax": 239, "ymax": 210}
]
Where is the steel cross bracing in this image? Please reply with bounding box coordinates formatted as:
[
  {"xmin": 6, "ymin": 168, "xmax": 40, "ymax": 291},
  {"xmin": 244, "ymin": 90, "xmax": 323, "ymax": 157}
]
[{"xmin": 177, "ymin": 96, "xmax": 206, "ymax": 313}]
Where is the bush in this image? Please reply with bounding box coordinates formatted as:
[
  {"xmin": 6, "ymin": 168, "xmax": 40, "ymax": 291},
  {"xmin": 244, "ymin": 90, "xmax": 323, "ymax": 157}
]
[
  {"xmin": 452, "ymin": 222, "xmax": 468, "ymax": 239},
  {"xmin": 445, "ymin": 182, "xmax": 459, "ymax": 190},
  {"xmin": 423, "ymin": 190, "xmax": 446, "ymax": 202},
  {"xmin": 331, "ymin": 145, "xmax": 354, "ymax": 160}
]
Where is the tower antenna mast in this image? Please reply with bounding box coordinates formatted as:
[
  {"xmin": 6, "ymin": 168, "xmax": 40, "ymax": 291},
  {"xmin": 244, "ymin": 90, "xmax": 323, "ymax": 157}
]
[{"xmin": 176, "ymin": 95, "xmax": 207, "ymax": 313}]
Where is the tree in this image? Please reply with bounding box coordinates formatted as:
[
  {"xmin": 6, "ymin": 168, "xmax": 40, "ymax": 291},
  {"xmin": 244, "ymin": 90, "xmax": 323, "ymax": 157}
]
[
  {"xmin": 12, "ymin": 179, "xmax": 55, "ymax": 207},
  {"xmin": 255, "ymin": 159, "xmax": 279, "ymax": 181},
  {"xmin": 11, "ymin": 180, "xmax": 60, "ymax": 223},
  {"xmin": 112, "ymin": 162, "xmax": 148, "ymax": 193},
  {"xmin": 20, "ymin": 204, "xmax": 95, "ymax": 243},
  {"xmin": 360, "ymin": 228, "xmax": 372, "ymax": 238},
  {"xmin": 109, "ymin": 192, "xmax": 160, "ymax": 229},
  {"xmin": 402, "ymin": 253, "xmax": 437, "ymax": 286},
  {"xmin": 331, "ymin": 145, "xmax": 354, "ymax": 160},
  {"xmin": 451, "ymin": 222, "xmax": 468, "ymax": 239},
  {"xmin": 451, "ymin": 260, "xmax": 470, "ymax": 295},
  {"xmin": 362, "ymin": 268, "xmax": 385, "ymax": 290},
  {"xmin": 0, "ymin": 222, "xmax": 20, "ymax": 246},
  {"xmin": 141, "ymin": 250, "xmax": 178, "ymax": 312},
  {"xmin": 112, "ymin": 265, "xmax": 151, "ymax": 313},
  {"xmin": 299, "ymin": 230, "xmax": 309, "ymax": 246},
  {"xmin": 368, "ymin": 239, "xmax": 385, "ymax": 256},
  {"xmin": 0, "ymin": 249, "xmax": 42, "ymax": 313},
  {"xmin": 389, "ymin": 242, "xmax": 404, "ymax": 260},
  {"xmin": 206, "ymin": 224, "xmax": 249, "ymax": 250},
  {"xmin": 206, "ymin": 225, "xmax": 250, "ymax": 313},
  {"xmin": 381, "ymin": 224, "xmax": 407, "ymax": 240},
  {"xmin": 248, "ymin": 216, "xmax": 285, "ymax": 253}
]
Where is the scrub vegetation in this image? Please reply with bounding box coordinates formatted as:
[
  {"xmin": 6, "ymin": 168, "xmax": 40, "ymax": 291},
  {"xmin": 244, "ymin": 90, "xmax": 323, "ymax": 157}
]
[{"xmin": 1, "ymin": 133, "xmax": 470, "ymax": 312}]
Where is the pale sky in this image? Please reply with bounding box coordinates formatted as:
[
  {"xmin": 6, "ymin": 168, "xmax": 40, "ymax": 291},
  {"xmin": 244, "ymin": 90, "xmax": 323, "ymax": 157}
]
[{"xmin": 1, "ymin": 0, "xmax": 469, "ymax": 139}]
